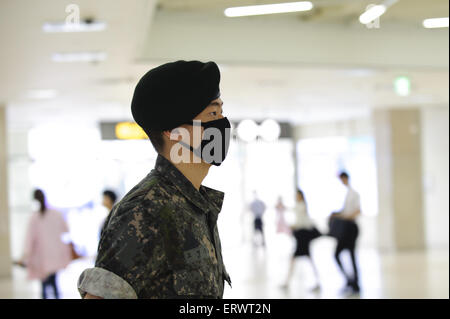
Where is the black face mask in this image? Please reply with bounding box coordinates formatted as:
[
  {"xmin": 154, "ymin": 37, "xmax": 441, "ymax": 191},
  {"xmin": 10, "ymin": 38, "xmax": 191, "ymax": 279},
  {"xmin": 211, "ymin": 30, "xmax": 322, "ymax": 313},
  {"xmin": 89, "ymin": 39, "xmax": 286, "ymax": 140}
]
[{"xmin": 178, "ymin": 117, "xmax": 231, "ymax": 166}]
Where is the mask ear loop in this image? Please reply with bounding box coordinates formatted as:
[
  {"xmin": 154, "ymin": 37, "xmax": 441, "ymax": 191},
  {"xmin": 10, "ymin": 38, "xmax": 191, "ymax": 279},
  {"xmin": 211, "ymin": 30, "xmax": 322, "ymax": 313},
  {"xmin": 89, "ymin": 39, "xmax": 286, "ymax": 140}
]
[
  {"xmin": 176, "ymin": 119, "xmax": 204, "ymax": 159},
  {"xmin": 177, "ymin": 140, "xmax": 203, "ymax": 159}
]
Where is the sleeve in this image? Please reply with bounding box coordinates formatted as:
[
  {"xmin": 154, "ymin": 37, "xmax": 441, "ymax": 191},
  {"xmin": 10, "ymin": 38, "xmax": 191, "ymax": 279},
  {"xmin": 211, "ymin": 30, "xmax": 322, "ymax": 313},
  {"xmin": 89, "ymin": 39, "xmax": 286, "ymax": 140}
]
[
  {"xmin": 77, "ymin": 267, "xmax": 137, "ymax": 299},
  {"xmin": 77, "ymin": 201, "xmax": 166, "ymax": 299}
]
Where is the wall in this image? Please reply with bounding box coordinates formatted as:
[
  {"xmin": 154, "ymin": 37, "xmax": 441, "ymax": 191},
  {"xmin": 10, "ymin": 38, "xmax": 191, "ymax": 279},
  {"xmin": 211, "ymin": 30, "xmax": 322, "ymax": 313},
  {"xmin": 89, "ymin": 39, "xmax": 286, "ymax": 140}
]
[
  {"xmin": 0, "ymin": 106, "xmax": 12, "ymax": 277},
  {"xmin": 7, "ymin": 127, "xmax": 32, "ymax": 261},
  {"xmin": 421, "ymin": 106, "xmax": 449, "ymax": 250}
]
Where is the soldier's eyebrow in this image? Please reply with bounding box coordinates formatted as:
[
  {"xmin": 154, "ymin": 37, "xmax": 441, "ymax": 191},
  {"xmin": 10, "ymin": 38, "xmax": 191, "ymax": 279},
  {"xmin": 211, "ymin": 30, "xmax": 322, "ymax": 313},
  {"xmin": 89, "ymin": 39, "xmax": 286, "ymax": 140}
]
[{"xmin": 209, "ymin": 101, "xmax": 223, "ymax": 108}]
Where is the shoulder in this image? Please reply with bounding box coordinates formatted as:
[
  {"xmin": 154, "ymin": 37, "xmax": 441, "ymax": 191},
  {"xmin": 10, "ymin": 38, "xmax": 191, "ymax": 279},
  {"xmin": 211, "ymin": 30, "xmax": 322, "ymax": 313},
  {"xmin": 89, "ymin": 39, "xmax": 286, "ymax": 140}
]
[
  {"xmin": 96, "ymin": 174, "xmax": 174, "ymax": 258},
  {"xmin": 45, "ymin": 209, "xmax": 66, "ymax": 222},
  {"xmin": 350, "ymin": 188, "xmax": 360, "ymax": 197},
  {"xmin": 46, "ymin": 209, "xmax": 63, "ymax": 216},
  {"xmin": 106, "ymin": 172, "xmax": 173, "ymax": 227},
  {"xmin": 295, "ymin": 202, "xmax": 306, "ymax": 211}
]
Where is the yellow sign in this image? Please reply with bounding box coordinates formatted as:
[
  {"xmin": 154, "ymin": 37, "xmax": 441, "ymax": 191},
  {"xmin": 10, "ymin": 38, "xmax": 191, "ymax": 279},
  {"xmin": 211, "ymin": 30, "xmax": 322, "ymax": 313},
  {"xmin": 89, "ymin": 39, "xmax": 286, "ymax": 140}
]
[{"xmin": 115, "ymin": 122, "xmax": 148, "ymax": 140}]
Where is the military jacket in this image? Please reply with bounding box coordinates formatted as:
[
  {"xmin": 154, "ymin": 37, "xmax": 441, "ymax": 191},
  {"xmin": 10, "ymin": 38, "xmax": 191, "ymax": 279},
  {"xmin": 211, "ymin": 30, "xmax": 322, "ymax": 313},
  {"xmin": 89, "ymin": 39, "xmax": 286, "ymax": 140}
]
[{"xmin": 77, "ymin": 154, "xmax": 231, "ymax": 298}]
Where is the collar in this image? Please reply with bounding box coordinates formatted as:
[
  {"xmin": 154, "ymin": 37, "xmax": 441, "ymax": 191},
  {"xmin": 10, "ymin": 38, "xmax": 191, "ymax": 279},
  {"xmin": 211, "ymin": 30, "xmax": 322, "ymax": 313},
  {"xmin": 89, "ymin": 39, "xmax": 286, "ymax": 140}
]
[{"xmin": 154, "ymin": 154, "xmax": 224, "ymax": 215}]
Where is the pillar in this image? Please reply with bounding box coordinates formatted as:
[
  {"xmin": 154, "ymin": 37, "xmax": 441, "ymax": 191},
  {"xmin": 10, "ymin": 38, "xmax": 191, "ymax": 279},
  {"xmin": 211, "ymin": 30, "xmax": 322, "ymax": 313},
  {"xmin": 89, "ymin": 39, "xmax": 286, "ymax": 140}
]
[
  {"xmin": 374, "ymin": 108, "xmax": 425, "ymax": 251},
  {"xmin": 0, "ymin": 104, "xmax": 12, "ymax": 277}
]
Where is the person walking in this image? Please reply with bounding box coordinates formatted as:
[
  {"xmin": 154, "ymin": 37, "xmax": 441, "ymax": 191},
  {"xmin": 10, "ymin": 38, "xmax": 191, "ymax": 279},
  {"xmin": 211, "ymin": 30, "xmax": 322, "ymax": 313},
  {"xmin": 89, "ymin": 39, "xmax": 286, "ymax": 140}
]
[
  {"xmin": 282, "ymin": 189, "xmax": 321, "ymax": 291},
  {"xmin": 329, "ymin": 171, "xmax": 361, "ymax": 295},
  {"xmin": 249, "ymin": 191, "xmax": 267, "ymax": 247},
  {"xmin": 102, "ymin": 190, "xmax": 117, "ymax": 212},
  {"xmin": 275, "ymin": 196, "xmax": 291, "ymax": 235},
  {"xmin": 20, "ymin": 189, "xmax": 72, "ymax": 299},
  {"xmin": 99, "ymin": 189, "xmax": 118, "ymax": 237}
]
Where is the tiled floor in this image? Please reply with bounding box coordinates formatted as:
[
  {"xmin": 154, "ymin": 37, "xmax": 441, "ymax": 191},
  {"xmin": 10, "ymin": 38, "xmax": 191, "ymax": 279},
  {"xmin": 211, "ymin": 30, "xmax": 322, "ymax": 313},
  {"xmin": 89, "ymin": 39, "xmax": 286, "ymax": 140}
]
[{"xmin": 1, "ymin": 236, "xmax": 448, "ymax": 299}]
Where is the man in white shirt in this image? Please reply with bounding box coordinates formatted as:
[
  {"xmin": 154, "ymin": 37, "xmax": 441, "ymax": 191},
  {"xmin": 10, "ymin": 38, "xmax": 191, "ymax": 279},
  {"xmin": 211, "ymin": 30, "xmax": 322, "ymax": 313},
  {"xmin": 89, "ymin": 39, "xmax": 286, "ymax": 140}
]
[{"xmin": 331, "ymin": 171, "xmax": 361, "ymax": 294}]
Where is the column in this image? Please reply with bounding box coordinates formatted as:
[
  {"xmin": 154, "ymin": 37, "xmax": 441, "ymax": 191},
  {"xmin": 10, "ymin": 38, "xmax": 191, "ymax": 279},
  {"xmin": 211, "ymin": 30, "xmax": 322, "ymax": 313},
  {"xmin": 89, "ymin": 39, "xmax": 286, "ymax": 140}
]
[
  {"xmin": 374, "ymin": 108, "xmax": 425, "ymax": 251},
  {"xmin": 0, "ymin": 104, "xmax": 12, "ymax": 277}
]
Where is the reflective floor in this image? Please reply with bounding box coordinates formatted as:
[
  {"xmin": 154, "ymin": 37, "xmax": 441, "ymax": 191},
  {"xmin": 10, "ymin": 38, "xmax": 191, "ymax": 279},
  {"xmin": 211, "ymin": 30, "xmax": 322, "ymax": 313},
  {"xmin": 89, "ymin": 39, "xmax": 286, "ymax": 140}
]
[{"xmin": 1, "ymin": 235, "xmax": 448, "ymax": 299}]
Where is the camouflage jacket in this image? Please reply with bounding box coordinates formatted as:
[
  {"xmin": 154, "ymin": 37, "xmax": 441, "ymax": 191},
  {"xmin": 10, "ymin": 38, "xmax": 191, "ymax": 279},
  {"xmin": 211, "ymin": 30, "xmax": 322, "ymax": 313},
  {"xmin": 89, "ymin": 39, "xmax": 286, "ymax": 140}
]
[{"xmin": 77, "ymin": 154, "xmax": 231, "ymax": 299}]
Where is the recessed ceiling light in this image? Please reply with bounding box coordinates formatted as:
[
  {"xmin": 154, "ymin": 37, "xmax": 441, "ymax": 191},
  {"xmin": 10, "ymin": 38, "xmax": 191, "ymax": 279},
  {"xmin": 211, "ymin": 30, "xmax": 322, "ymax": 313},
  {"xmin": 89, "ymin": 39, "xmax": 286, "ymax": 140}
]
[
  {"xmin": 43, "ymin": 21, "xmax": 107, "ymax": 33},
  {"xmin": 423, "ymin": 17, "xmax": 449, "ymax": 29},
  {"xmin": 26, "ymin": 89, "xmax": 58, "ymax": 99},
  {"xmin": 341, "ymin": 68, "xmax": 377, "ymax": 77},
  {"xmin": 52, "ymin": 52, "xmax": 107, "ymax": 63},
  {"xmin": 224, "ymin": 1, "xmax": 313, "ymax": 18}
]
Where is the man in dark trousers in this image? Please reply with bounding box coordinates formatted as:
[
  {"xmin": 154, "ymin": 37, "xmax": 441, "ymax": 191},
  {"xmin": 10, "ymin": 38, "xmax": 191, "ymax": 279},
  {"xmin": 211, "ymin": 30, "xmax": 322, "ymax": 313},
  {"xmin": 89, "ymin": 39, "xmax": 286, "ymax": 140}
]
[
  {"xmin": 78, "ymin": 60, "xmax": 232, "ymax": 299},
  {"xmin": 330, "ymin": 171, "xmax": 361, "ymax": 295}
]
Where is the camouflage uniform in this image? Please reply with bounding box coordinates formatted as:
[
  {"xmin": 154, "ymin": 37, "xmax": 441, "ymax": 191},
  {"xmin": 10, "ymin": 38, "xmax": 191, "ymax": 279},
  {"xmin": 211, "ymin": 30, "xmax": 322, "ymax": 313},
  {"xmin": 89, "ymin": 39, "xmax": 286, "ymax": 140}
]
[{"xmin": 77, "ymin": 154, "xmax": 231, "ymax": 299}]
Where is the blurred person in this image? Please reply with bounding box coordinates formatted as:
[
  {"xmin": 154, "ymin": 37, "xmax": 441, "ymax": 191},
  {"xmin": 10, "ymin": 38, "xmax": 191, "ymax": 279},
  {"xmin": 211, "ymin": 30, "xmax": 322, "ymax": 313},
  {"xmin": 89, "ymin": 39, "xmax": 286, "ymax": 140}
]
[
  {"xmin": 78, "ymin": 60, "xmax": 231, "ymax": 299},
  {"xmin": 102, "ymin": 189, "xmax": 117, "ymax": 211},
  {"xmin": 282, "ymin": 189, "xmax": 321, "ymax": 291},
  {"xmin": 18, "ymin": 189, "xmax": 73, "ymax": 299},
  {"xmin": 275, "ymin": 196, "xmax": 291, "ymax": 234},
  {"xmin": 249, "ymin": 191, "xmax": 267, "ymax": 247},
  {"xmin": 99, "ymin": 189, "xmax": 117, "ymax": 237},
  {"xmin": 329, "ymin": 171, "xmax": 361, "ymax": 295}
]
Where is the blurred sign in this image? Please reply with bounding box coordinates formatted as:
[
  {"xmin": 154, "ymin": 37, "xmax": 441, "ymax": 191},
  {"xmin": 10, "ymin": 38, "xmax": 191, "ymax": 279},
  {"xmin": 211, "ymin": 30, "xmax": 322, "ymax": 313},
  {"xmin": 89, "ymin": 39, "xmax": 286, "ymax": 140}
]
[{"xmin": 100, "ymin": 122, "xmax": 148, "ymax": 140}]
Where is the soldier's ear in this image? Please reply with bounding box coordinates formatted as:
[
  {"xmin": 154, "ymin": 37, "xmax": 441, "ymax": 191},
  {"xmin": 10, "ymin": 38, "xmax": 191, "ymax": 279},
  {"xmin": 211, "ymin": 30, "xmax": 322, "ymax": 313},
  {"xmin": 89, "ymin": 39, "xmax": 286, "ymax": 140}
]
[
  {"xmin": 164, "ymin": 127, "xmax": 188, "ymax": 142},
  {"xmin": 162, "ymin": 130, "xmax": 171, "ymax": 140}
]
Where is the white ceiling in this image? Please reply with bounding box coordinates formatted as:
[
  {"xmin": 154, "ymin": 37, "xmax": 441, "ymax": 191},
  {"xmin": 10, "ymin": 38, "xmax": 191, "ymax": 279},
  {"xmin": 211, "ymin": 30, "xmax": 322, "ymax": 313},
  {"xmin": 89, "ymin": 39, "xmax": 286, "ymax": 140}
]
[
  {"xmin": 1, "ymin": 0, "xmax": 448, "ymax": 129},
  {"xmin": 158, "ymin": 0, "xmax": 449, "ymax": 24}
]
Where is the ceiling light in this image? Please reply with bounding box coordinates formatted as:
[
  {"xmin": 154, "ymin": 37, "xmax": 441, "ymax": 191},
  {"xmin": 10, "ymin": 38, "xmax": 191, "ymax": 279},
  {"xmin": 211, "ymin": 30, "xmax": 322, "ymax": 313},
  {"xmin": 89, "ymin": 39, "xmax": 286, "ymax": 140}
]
[
  {"xmin": 224, "ymin": 1, "xmax": 313, "ymax": 18},
  {"xmin": 26, "ymin": 89, "xmax": 58, "ymax": 99},
  {"xmin": 237, "ymin": 120, "xmax": 258, "ymax": 142},
  {"xmin": 359, "ymin": 5, "xmax": 386, "ymax": 24},
  {"xmin": 259, "ymin": 119, "xmax": 281, "ymax": 142},
  {"xmin": 359, "ymin": 0, "xmax": 399, "ymax": 25},
  {"xmin": 423, "ymin": 17, "xmax": 449, "ymax": 29},
  {"xmin": 43, "ymin": 21, "xmax": 106, "ymax": 33},
  {"xmin": 52, "ymin": 52, "xmax": 107, "ymax": 63}
]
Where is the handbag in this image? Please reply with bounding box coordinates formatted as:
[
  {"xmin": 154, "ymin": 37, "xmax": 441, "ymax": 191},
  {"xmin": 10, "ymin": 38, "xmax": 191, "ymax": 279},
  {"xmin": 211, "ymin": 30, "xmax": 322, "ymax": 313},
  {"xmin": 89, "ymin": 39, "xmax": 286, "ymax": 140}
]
[
  {"xmin": 328, "ymin": 215, "xmax": 347, "ymax": 240},
  {"xmin": 328, "ymin": 215, "xmax": 357, "ymax": 243}
]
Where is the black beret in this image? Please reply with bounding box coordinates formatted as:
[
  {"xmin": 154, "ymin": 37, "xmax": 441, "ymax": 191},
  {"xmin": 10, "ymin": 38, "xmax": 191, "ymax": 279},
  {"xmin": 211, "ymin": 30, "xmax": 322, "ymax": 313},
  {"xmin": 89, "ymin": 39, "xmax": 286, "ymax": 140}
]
[{"xmin": 131, "ymin": 60, "xmax": 221, "ymax": 132}]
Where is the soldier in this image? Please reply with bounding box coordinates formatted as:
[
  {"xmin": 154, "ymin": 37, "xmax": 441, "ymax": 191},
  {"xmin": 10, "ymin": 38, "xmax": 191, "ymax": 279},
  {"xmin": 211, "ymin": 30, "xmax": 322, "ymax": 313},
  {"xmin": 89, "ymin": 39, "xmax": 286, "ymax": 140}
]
[{"xmin": 78, "ymin": 60, "xmax": 232, "ymax": 299}]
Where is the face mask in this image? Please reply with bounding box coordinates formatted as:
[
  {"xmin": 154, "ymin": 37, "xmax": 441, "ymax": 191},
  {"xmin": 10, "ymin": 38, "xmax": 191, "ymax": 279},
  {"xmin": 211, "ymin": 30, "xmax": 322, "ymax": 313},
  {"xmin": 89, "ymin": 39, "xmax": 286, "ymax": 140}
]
[{"xmin": 178, "ymin": 117, "xmax": 231, "ymax": 166}]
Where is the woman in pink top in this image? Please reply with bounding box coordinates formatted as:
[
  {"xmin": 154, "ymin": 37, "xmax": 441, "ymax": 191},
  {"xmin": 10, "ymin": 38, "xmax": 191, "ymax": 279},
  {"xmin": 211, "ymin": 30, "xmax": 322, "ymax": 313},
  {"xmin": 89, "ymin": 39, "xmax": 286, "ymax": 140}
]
[
  {"xmin": 275, "ymin": 196, "xmax": 291, "ymax": 235},
  {"xmin": 20, "ymin": 189, "xmax": 72, "ymax": 299}
]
